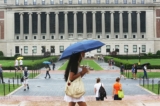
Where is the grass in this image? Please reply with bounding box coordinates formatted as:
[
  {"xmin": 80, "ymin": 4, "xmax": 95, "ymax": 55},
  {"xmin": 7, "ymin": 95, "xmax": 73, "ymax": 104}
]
[
  {"xmin": 124, "ymin": 72, "xmax": 160, "ymax": 78},
  {"xmin": 122, "ymin": 59, "xmax": 160, "ymax": 65},
  {"xmin": 0, "ymin": 84, "xmax": 21, "ymax": 96},
  {"xmin": 141, "ymin": 84, "xmax": 159, "ymax": 94},
  {"xmin": 3, "ymin": 72, "xmax": 40, "ymax": 79},
  {"xmin": 58, "ymin": 59, "xmax": 103, "ymax": 71}
]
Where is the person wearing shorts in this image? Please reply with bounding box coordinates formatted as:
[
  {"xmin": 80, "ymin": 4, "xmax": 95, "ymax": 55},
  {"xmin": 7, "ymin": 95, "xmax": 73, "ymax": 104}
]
[
  {"xmin": 23, "ymin": 67, "xmax": 29, "ymax": 91},
  {"xmin": 112, "ymin": 77, "xmax": 122, "ymax": 100}
]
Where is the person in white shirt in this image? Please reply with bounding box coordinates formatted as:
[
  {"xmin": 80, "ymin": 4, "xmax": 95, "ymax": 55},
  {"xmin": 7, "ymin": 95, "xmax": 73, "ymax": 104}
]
[
  {"xmin": 14, "ymin": 59, "xmax": 19, "ymax": 71},
  {"xmin": 94, "ymin": 78, "xmax": 105, "ymax": 101},
  {"xmin": 19, "ymin": 59, "xmax": 23, "ymax": 72}
]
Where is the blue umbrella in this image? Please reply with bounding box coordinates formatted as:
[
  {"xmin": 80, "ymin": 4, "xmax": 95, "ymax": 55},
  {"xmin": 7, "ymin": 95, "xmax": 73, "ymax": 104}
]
[
  {"xmin": 43, "ymin": 61, "xmax": 51, "ymax": 64},
  {"xmin": 59, "ymin": 40, "xmax": 105, "ymax": 60}
]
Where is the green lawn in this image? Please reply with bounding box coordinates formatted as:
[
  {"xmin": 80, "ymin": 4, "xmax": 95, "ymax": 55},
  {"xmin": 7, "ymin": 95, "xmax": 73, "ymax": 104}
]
[
  {"xmin": 0, "ymin": 84, "xmax": 21, "ymax": 96},
  {"xmin": 3, "ymin": 72, "xmax": 39, "ymax": 79},
  {"xmin": 58, "ymin": 59, "xmax": 103, "ymax": 71},
  {"xmin": 122, "ymin": 59, "xmax": 160, "ymax": 65},
  {"xmin": 124, "ymin": 72, "xmax": 160, "ymax": 78},
  {"xmin": 142, "ymin": 84, "xmax": 159, "ymax": 94}
]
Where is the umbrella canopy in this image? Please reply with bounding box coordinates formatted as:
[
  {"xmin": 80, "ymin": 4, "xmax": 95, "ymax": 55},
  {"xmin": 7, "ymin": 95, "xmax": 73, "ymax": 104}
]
[
  {"xmin": 141, "ymin": 63, "xmax": 150, "ymax": 66},
  {"xmin": 59, "ymin": 40, "xmax": 105, "ymax": 61},
  {"xmin": 17, "ymin": 57, "xmax": 23, "ymax": 60},
  {"xmin": 43, "ymin": 61, "xmax": 51, "ymax": 64}
]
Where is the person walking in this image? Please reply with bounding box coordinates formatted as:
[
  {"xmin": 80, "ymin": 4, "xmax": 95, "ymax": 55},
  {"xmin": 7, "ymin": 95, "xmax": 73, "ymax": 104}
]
[
  {"xmin": 112, "ymin": 77, "xmax": 122, "ymax": 100},
  {"xmin": 23, "ymin": 67, "xmax": 29, "ymax": 91},
  {"xmin": 0, "ymin": 64, "xmax": 4, "ymax": 83},
  {"xmin": 14, "ymin": 59, "xmax": 19, "ymax": 72},
  {"xmin": 19, "ymin": 59, "xmax": 23, "ymax": 72},
  {"xmin": 120, "ymin": 63, "xmax": 125, "ymax": 79},
  {"xmin": 52, "ymin": 62, "xmax": 55, "ymax": 71},
  {"xmin": 64, "ymin": 52, "xmax": 88, "ymax": 106},
  {"xmin": 44, "ymin": 64, "xmax": 51, "ymax": 79},
  {"xmin": 94, "ymin": 78, "xmax": 105, "ymax": 101},
  {"xmin": 142, "ymin": 65, "xmax": 148, "ymax": 79},
  {"xmin": 131, "ymin": 64, "xmax": 135, "ymax": 79},
  {"xmin": 134, "ymin": 64, "xmax": 138, "ymax": 79}
]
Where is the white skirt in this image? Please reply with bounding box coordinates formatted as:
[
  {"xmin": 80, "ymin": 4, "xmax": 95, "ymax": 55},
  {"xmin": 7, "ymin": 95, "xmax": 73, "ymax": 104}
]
[{"xmin": 64, "ymin": 94, "xmax": 85, "ymax": 102}]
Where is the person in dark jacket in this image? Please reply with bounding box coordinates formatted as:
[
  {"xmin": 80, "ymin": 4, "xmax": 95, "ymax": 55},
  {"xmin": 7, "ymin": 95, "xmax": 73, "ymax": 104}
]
[
  {"xmin": 44, "ymin": 64, "xmax": 51, "ymax": 79},
  {"xmin": 0, "ymin": 64, "xmax": 4, "ymax": 83}
]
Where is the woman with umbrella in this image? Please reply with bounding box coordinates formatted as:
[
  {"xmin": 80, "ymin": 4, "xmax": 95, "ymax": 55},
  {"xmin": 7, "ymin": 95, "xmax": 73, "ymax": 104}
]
[
  {"xmin": 44, "ymin": 64, "xmax": 51, "ymax": 79},
  {"xmin": 64, "ymin": 52, "xmax": 88, "ymax": 106}
]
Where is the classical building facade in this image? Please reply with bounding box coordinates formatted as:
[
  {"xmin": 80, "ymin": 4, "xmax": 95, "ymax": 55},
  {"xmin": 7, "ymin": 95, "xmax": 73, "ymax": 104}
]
[{"xmin": 0, "ymin": 0, "xmax": 160, "ymax": 56}]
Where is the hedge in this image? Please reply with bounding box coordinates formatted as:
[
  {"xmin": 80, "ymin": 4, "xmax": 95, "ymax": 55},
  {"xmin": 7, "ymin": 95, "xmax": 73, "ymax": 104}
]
[
  {"xmin": 2, "ymin": 56, "xmax": 58, "ymax": 70},
  {"xmin": 104, "ymin": 56, "xmax": 160, "ymax": 69}
]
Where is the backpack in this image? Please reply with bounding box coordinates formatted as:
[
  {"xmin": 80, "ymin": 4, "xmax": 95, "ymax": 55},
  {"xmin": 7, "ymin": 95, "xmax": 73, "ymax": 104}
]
[
  {"xmin": 99, "ymin": 84, "xmax": 107, "ymax": 99},
  {"xmin": 24, "ymin": 71, "xmax": 28, "ymax": 77}
]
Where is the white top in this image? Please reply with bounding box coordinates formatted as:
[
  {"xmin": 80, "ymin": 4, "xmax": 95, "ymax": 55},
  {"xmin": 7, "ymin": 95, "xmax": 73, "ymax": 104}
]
[
  {"xmin": 94, "ymin": 82, "xmax": 104, "ymax": 97},
  {"xmin": 15, "ymin": 60, "xmax": 18, "ymax": 66},
  {"xmin": 64, "ymin": 67, "xmax": 85, "ymax": 102},
  {"xmin": 19, "ymin": 60, "xmax": 23, "ymax": 65},
  {"xmin": 144, "ymin": 66, "xmax": 147, "ymax": 70}
]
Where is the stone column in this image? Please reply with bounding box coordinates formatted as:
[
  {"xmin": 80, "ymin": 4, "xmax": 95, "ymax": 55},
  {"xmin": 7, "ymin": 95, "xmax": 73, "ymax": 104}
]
[
  {"xmin": 46, "ymin": 12, "xmax": 50, "ymax": 40},
  {"xmin": 92, "ymin": 11, "xmax": 96, "ymax": 39},
  {"xmin": 101, "ymin": 11, "xmax": 105, "ymax": 39},
  {"xmin": 110, "ymin": 11, "xmax": 114, "ymax": 38},
  {"xmin": 137, "ymin": 11, "xmax": 141, "ymax": 38},
  {"xmin": 37, "ymin": 12, "xmax": 41, "ymax": 40},
  {"xmin": 64, "ymin": 11, "xmax": 68, "ymax": 39},
  {"xmin": 119, "ymin": 11, "xmax": 123, "ymax": 39},
  {"xmin": 74, "ymin": 11, "xmax": 77, "ymax": 39},
  {"xmin": 83, "ymin": 11, "xmax": 87, "ymax": 39},
  {"xmin": 19, "ymin": 12, "xmax": 24, "ymax": 40},
  {"xmin": 28, "ymin": 12, "xmax": 32, "ymax": 40},
  {"xmin": 55, "ymin": 11, "xmax": 59, "ymax": 39},
  {"xmin": 128, "ymin": 11, "xmax": 132, "ymax": 39}
]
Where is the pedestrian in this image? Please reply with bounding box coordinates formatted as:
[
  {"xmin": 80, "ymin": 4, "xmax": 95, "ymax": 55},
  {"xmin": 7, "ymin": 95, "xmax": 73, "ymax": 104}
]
[
  {"xmin": 94, "ymin": 78, "xmax": 106, "ymax": 101},
  {"xmin": 44, "ymin": 64, "xmax": 51, "ymax": 79},
  {"xmin": 108, "ymin": 59, "xmax": 111, "ymax": 69},
  {"xmin": 52, "ymin": 62, "xmax": 55, "ymax": 70},
  {"xmin": 0, "ymin": 64, "xmax": 4, "ymax": 83},
  {"xmin": 131, "ymin": 64, "xmax": 135, "ymax": 79},
  {"xmin": 19, "ymin": 59, "xmax": 23, "ymax": 72},
  {"xmin": 14, "ymin": 59, "xmax": 19, "ymax": 72},
  {"xmin": 142, "ymin": 65, "xmax": 148, "ymax": 79},
  {"xmin": 120, "ymin": 63, "xmax": 125, "ymax": 79},
  {"xmin": 134, "ymin": 64, "xmax": 138, "ymax": 79},
  {"xmin": 23, "ymin": 67, "xmax": 29, "ymax": 91},
  {"xmin": 112, "ymin": 77, "xmax": 122, "ymax": 100},
  {"xmin": 64, "ymin": 52, "xmax": 88, "ymax": 106}
]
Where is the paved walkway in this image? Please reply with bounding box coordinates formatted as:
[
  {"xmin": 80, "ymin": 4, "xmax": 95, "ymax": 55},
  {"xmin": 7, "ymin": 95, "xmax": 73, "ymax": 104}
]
[{"xmin": 1, "ymin": 59, "xmax": 160, "ymax": 105}]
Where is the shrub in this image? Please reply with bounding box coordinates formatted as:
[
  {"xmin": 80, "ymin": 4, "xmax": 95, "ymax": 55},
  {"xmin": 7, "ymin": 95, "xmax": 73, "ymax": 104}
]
[
  {"xmin": 0, "ymin": 51, "xmax": 4, "ymax": 56},
  {"xmin": 156, "ymin": 50, "xmax": 160, "ymax": 55}
]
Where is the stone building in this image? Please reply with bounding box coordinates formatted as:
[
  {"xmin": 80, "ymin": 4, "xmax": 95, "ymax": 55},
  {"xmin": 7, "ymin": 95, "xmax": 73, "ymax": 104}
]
[{"xmin": 0, "ymin": 0, "xmax": 160, "ymax": 56}]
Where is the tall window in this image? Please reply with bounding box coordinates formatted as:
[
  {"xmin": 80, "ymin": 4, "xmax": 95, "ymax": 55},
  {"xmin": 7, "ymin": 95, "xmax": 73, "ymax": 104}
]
[
  {"xmin": 153, "ymin": 0, "xmax": 156, "ymax": 2},
  {"xmin": 42, "ymin": 0, "xmax": 45, "ymax": 5},
  {"xmin": 59, "ymin": 46, "xmax": 64, "ymax": 53},
  {"xmin": 24, "ymin": 0, "xmax": 27, "ymax": 5},
  {"xmin": 133, "ymin": 45, "xmax": 137, "ymax": 53},
  {"xmin": 141, "ymin": 0, "xmax": 144, "ymax": 4},
  {"xmin": 106, "ymin": 45, "xmax": 110, "ymax": 52},
  {"xmin": 142, "ymin": 45, "xmax": 146, "ymax": 52},
  {"xmin": 97, "ymin": 48, "xmax": 101, "ymax": 53},
  {"xmin": 69, "ymin": 0, "xmax": 72, "ymax": 4},
  {"xmin": 16, "ymin": 0, "xmax": 19, "ymax": 5},
  {"xmin": 60, "ymin": 0, "xmax": 63, "ymax": 4},
  {"xmin": 33, "ymin": 46, "xmax": 37, "ymax": 53},
  {"xmin": 132, "ymin": 0, "xmax": 136, "ymax": 4},
  {"xmin": 97, "ymin": 0, "xmax": 100, "ymax": 4},
  {"xmin": 124, "ymin": 45, "xmax": 128, "ymax": 52},
  {"xmin": 15, "ymin": 46, "xmax": 19, "ymax": 54},
  {"xmin": 115, "ymin": 0, "xmax": 118, "ymax": 4},
  {"xmin": 87, "ymin": 0, "xmax": 91, "ymax": 4},
  {"xmin": 4, "ymin": 0, "xmax": 7, "ymax": 3},
  {"xmin": 106, "ymin": 0, "xmax": 109, "ymax": 4},
  {"xmin": 33, "ymin": 0, "xmax": 36, "ymax": 5},
  {"xmin": 123, "ymin": 0, "xmax": 127, "ymax": 4},
  {"xmin": 24, "ymin": 46, "xmax": 28, "ymax": 54},
  {"xmin": 51, "ymin": 0, "xmax": 54, "ymax": 4},
  {"xmin": 115, "ymin": 45, "xmax": 119, "ymax": 52},
  {"xmin": 78, "ymin": 0, "xmax": 82, "ymax": 4}
]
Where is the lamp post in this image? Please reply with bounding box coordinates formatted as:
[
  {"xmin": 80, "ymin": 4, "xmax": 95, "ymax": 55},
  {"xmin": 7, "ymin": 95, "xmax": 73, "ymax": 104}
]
[
  {"xmin": 32, "ymin": 48, "xmax": 34, "ymax": 62},
  {"xmin": 21, "ymin": 48, "xmax": 22, "ymax": 56},
  {"xmin": 139, "ymin": 47, "xmax": 141, "ymax": 63},
  {"xmin": 127, "ymin": 49, "xmax": 128, "ymax": 61}
]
